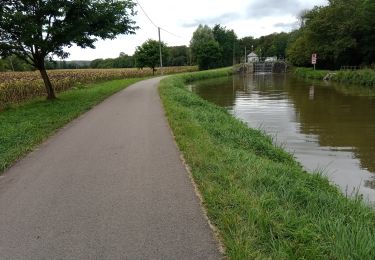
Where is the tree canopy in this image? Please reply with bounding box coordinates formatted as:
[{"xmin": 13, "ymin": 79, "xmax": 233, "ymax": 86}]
[
  {"xmin": 134, "ymin": 39, "xmax": 168, "ymax": 74},
  {"xmin": 0, "ymin": 0, "xmax": 137, "ymax": 99},
  {"xmin": 287, "ymin": 0, "xmax": 375, "ymax": 68},
  {"xmin": 212, "ymin": 25, "xmax": 238, "ymax": 67}
]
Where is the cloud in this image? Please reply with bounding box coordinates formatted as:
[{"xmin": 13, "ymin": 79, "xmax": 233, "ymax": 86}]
[
  {"xmin": 273, "ymin": 21, "xmax": 300, "ymax": 30},
  {"xmin": 181, "ymin": 12, "xmax": 238, "ymax": 28},
  {"xmin": 246, "ymin": 0, "xmax": 313, "ymax": 18}
]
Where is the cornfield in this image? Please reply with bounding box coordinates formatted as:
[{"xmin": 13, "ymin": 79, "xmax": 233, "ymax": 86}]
[{"xmin": 0, "ymin": 66, "xmax": 197, "ymax": 109}]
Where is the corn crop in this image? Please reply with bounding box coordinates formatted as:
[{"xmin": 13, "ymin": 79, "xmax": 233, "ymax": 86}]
[{"xmin": 0, "ymin": 66, "xmax": 198, "ymax": 109}]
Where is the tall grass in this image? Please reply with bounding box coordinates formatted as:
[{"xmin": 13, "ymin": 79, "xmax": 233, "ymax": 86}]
[
  {"xmin": 159, "ymin": 68, "xmax": 375, "ymax": 259},
  {"xmin": 334, "ymin": 69, "xmax": 375, "ymax": 88},
  {"xmin": 294, "ymin": 67, "xmax": 375, "ymax": 88},
  {"xmin": 294, "ymin": 67, "xmax": 331, "ymax": 80}
]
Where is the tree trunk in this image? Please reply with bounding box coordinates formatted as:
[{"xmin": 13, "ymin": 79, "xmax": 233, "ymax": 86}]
[{"xmin": 38, "ymin": 65, "xmax": 56, "ymax": 100}]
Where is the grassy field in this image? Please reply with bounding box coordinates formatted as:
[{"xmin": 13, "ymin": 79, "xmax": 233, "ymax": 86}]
[
  {"xmin": 0, "ymin": 66, "xmax": 197, "ymax": 108},
  {"xmin": 0, "ymin": 78, "xmax": 143, "ymax": 173},
  {"xmin": 159, "ymin": 68, "xmax": 375, "ymax": 259},
  {"xmin": 294, "ymin": 67, "xmax": 375, "ymax": 88}
]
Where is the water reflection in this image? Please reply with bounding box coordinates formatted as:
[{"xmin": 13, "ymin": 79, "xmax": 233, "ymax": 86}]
[{"xmin": 191, "ymin": 74, "xmax": 375, "ymax": 202}]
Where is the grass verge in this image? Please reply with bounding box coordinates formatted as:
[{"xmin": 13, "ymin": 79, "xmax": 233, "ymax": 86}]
[
  {"xmin": 0, "ymin": 78, "xmax": 143, "ymax": 173},
  {"xmin": 294, "ymin": 67, "xmax": 331, "ymax": 80},
  {"xmin": 159, "ymin": 68, "xmax": 375, "ymax": 259},
  {"xmin": 294, "ymin": 67, "xmax": 375, "ymax": 88}
]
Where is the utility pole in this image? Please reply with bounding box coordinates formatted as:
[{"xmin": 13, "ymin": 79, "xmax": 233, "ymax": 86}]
[
  {"xmin": 158, "ymin": 27, "xmax": 163, "ymax": 75},
  {"xmin": 233, "ymin": 41, "xmax": 235, "ymax": 66},
  {"xmin": 244, "ymin": 46, "xmax": 247, "ymax": 63},
  {"xmin": 9, "ymin": 56, "xmax": 15, "ymax": 71}
]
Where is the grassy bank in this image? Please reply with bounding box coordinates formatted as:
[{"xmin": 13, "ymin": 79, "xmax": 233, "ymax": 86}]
[
  {"xmin": 294, "ymin": 67, "xmax": 375, "ymax": 88},
  {"xmin": 159, "ymin": 68, "xmax": 375, "ymax": 259},
  {"xmin": 294, "ymin": 67, "xmax": 331, "ymax": 80},
  {"xmin": 0, "ymin": 78, "xmax": 142, "ymax": 173}
]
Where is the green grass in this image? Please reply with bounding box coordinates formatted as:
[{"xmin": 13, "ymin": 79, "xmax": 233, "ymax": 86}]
[
  {"xmin": 294, "ymin": 67, "xmax": 375, "ymax": 88},
  {"xmin": 0, "ymin": 78, "xmax": 143, "ymax": 173},
  {"xmin": 334, "ymin": 69, "xmax": 375, "ymax": 88},
  {"xmin": 159, "ymin": 68, "xmax": 375, "ymax": 259},
  {"xmin": 294, "ymin": 67, "xmax": 331, "ymax": 80}
]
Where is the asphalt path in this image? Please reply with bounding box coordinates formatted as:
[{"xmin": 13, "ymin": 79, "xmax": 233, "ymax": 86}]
[{"xmin": 0, "ymin": 77, "xmax": 222, "ymax": 259}]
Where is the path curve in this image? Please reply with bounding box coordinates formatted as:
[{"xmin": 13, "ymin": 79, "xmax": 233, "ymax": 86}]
[{"xmin": 0, "ymin": 77, "xmax": 222, "ymax": 259}]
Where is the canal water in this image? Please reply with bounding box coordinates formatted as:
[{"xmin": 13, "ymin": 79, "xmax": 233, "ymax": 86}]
[{"xmin": 190, "ymin": 74, "xmax": 375, "ymax": 202}]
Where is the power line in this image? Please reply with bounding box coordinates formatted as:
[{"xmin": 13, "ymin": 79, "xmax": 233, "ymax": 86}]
[
  {"xmin": 134, "ymin": 0, "xmax": 181, "ymax": 38},
  {"xmin": 134, "ymin": 0, "xmax": 158, "ymax": 29},
  {"xmin": 160, "ymin": 27, "xmax": 181, "ymax": 39}
]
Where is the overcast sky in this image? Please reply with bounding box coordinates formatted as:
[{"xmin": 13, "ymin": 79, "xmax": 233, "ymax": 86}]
[{"xmin": 66, "ymin": 0, "xmax": 328, "ymax": 60}]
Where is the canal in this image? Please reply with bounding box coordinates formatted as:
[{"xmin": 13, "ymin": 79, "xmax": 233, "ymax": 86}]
[{"xmin": 190, "ymin": 74, "xmax": 375, "ymax": 202}]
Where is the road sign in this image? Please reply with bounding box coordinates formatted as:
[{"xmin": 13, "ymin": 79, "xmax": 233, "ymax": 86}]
[{"xmin": 311, "ymin": 53, "xmax": 317, "ymax": 65}]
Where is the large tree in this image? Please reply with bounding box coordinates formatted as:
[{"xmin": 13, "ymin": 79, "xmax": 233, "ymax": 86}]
[
  {"xmin": 0, "ymin": 0, "xmax": 137, "ymax": 99},
  {"xmin": 286, "ymin": 0, "xmax": 375, "ymax": 68},
  {"xmin": 190, "ymin": 25, "xmax": 222, "ymax": 70},
  {"xmin": 134, "ymin": 39, "xmax": 168, "ymax": 75},
  {"xmin": 190, "ymin": 25, "xmax": 217, "ymax": 64},
  {"xmin": 212, "ymin": 24, "xmax": 238, "ymax": 67},
  {"xmin": 195, "ymin": 40, "xmax": 221, "ymax": 70},
  {"xmin": 166, "ymin": 45, "xmax": 189, "ymax": 66}
]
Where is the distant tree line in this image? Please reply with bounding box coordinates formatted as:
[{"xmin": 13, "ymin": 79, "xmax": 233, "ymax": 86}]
[
  {"xmin": 190, "ymin": 0, "xmax": 374, "ymax": 70},
  {"xmin": 2, "ymin": 0, "xmax": 373, "ymax": 73},
  {"xmin": 92, "ymin": 45, "xmax": 191, "ymax": 70},
  {"xmin": 0, "ymin": 44, "xmax": 191, "ymax": 72},
  {"xmin": 190, "ymin": 24, "xmax": 290, "ymax": 70},
  {"xmin": 287, "ymin": 0, "xmax": 375, "ymax": 69}
]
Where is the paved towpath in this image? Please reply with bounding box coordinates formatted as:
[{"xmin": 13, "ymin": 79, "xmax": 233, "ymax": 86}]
[{"xmin": 0, "ymin": 78, "xmax": 221, "ymax": 259}]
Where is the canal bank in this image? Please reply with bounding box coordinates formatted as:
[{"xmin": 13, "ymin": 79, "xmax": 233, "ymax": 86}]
[
  {"xmin": 191, "ymin": 73, "xmax": 375, "ymax": 202},
  {"xmin": 159, "ymin": 68, "xmax": 375, "ymax": 259},
  {"xmin": 294, "ymin": 67, "xmax": 375, "ymax": 89}
]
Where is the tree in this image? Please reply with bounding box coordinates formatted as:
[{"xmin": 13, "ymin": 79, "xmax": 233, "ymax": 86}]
[
  {"xmin": 190, "ymin": 25, "xmax": 218, "ymax": 64},
  {"xmin": 0, "ymin": 55, "xmax": 33, "ymax": 71},
  {"xmin": 0, "ymin": 0, "xmax": 137, "ymax": 99},
  {"xmin": 134, "ymin": 39, "xmax": 168, "ymax": 75},
  {"xmin": 195, "ymin": 40, "xmax": 222, "ymax": 70},
  {"xmin": 166, "ymin": 46, "xmax": 189, "ymax": 66},
  {"xmin": 114, "ymin": 53, "xmax": 135, "ymax": 68},
  {"xmin": 190, "ymin": 25, "xmax": 222, "ymax": 69},
  {"xmin": 286, "ymin": 0, "xmax": 375, "ymax": 69},
  {"xmin": 212, "ymin": 24, "xmax": 238, "ymax": 66}
]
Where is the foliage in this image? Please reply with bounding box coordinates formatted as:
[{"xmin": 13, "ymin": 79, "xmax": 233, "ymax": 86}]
[
  {"xmin": 294, "ymin": 67, "xmax": 375, "ymax": 88},
  {"xmin": 190, "ymin": 25, "xmax": 223, "ymax": 70},
  {"xmin": 333, "ymin": 69, "xmax": 375, "ymax": 87},
  {"xmin": 0, "ymin": 55, "xmax": 33, "ymax": 72},
  {"xmin": 0, "ymin": 78, "xmax": 142, "ymax": 173},
  {"xmin": 255, "ymin": 33, "xmax": 289, "ymax": 59},
  {"xmin": 0, "ymin": 66, "xmax": 198, "ymax": 108},
  {"xmin": 212, "ymin": 25, "xmax": 238, "ymax": 67},
  {"xmin": 238, "ymin": 33, "xmax": 290, "ymax": 62},
  {"xmin": 238, "ymin": 36, "xmax": 257, "ymax": 62},
  {"xmin": 294, "ymin": 67, "xmax": 331, "ymax": 80},
  {"xmin": 45, "ymin": 60, "xmax": 90, "ymax": 70},
  {"xmin": 0, "ymin": 0, "xmax": 137, "ymax": 99},
  {"xmin": 287, "ymin": 0, "xmax": 375, "ymax": 69},
  {"xmin": 134, "ymin": 39, "xmax": 168, "ymax": 74},
  {"xmin": 195, "ymin": 40, "xmax": 222, "ymax": 70},
  {"xmin": 91, "ymin": 53, "xmax": 135, "ymax": 69},
  {"xmin": 166, "ymin": 46, "xmax": 190, "ymax": 66},
  {"xmin": 190, "ymin": 25, "xmax": 216, "ymax": 63},
  {"xmin": 159, "ymin": 69, "xmax": 375, "ymax": 259}
]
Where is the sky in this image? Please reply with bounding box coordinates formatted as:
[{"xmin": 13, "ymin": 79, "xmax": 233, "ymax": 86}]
[{"xmin": 66, "ymin": 0, "xmax": 328, "ymax": 61}]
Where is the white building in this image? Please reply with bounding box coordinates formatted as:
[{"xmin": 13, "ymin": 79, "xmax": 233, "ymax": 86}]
[
  {"xmin": 265, "ymin": 56, "xmax": 278, "ymax": 62},
  {"xmin": 247, "ymin": 52, "xmax": 259, "ymax": 63}
]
